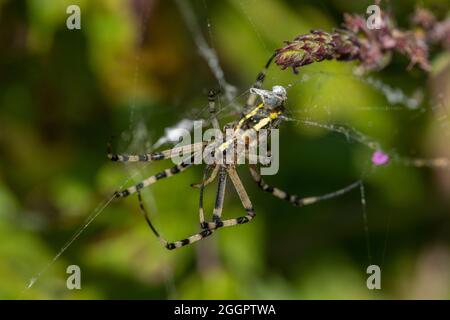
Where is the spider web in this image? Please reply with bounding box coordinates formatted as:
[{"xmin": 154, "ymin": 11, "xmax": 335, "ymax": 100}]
[{"xmin": 24, "ymin": 0, "xmax": 450, "ymax": 298}]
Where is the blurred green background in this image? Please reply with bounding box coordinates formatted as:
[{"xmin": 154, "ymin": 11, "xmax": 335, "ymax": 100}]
[{"xmin": 1, "ymin": 0, "xmax": 450, "ymax": 299}]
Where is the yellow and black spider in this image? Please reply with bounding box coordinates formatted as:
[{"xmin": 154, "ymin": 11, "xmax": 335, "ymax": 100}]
[{"xmin": 108, "ymin": 53, "xmax": 360, "ymax": 250}]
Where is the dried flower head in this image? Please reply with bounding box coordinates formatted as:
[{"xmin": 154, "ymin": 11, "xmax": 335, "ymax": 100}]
[{"xmin": 274, "ymin": 7, "xmax": 450, "ymax": 74}]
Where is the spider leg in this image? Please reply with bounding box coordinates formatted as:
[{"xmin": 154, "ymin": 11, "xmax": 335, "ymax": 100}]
[
  {"xmin": 210, "ymin": 166, "xmax": 227, "ymax": 226},
  {"xmin": 249, "ymin": 165, "xmax": 361, "ymax": 206},
  {"xmin": 190, "ymin": 162, "xmax": 220, "ymax": 188},
  {"xmin": 108, "ymin": 142, "xmax": 205, "ymax": 162},
  {"xmin": 208, "ymin": 89, "xmax": 220, "ymax": 131},
  {"xmin": 244, "ymin": 52, "xmax": 276, "ymax": 111},
  {"xmin": 198, "ymin": 165, "xmax": 216, "ymax": 227},
  {"xmin": 114, "ymin": 154, "xmax": 196, "ymax": 198},
  {"xmin": 137, "ymin": 190, "xmax": 215, "ymax": 250},
  {"xmin": 137, "ymin": 190, "xmax": 168, "ymax": 247},
  {"xmin": 206, "ymin": 167, "xmax": 255, "ymax": 229}
]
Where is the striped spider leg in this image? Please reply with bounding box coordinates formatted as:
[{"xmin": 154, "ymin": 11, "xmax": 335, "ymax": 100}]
[
  {"xmin": 108, "ymin": 141, "xmax": 205, "ymax": 163},
  {"xmin": 190, "ymin": 89, "xmax": 221, "ymax": 189},
  {"xmin": 249, "ymin": 165, "xmax": 361, "ymax": 207},
  {"xmin": 244, "ymin": 52, "xmax": 277, "ymax": 113},
  {"xmin": 114, "ymin": 152, "xmax": 197, "ymax": 198}
]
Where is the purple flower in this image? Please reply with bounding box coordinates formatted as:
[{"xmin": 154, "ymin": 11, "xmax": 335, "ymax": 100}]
[{"xmin": 372, "ymin": 151, "xmax": 390, "ymax": 166}]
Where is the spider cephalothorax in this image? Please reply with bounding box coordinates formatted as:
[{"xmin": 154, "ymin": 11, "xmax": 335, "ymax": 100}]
[
  {"xmin": 210, "ymin": 85, "xmax": 287, "ymax": 167},
  {"xmin": 236, "ymin": 85, "xmax": 287, "ymax": 131},
  {"xmin": 108, "ymin": 54, "xmax": 359, "ymax": 250}
]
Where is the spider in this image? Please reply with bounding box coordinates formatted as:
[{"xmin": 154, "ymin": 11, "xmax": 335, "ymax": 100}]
[{"xmin": 108, "ymin": 53, "xmax": 361, "ymax": 250}]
